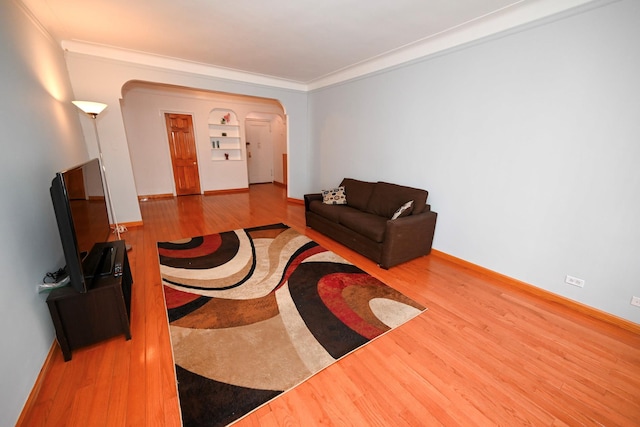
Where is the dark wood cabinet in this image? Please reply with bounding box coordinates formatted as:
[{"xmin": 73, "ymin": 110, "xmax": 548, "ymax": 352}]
[{"xmin": 46, "ymin": 240, "xmax": 132, "ymax": 361}]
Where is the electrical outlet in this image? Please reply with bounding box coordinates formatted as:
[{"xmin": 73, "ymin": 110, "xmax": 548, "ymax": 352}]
[
  {"xmin": 631, "ymin": 296, "xmax": 640, "ymax": 308},
  {"xmin": 565, "ymin": 275, "xmax": 585, "ymax": 288}
]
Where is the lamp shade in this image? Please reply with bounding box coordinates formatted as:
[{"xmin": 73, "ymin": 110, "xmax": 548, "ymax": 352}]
[{"xmin": 72, "ymin": 100, "xmax": 107, "ymax": 116}]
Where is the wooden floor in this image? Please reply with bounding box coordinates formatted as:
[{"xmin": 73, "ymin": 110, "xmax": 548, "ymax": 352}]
[{"xmin": 19, "ymin": 184, "xmax": 640, "ymax": 426}]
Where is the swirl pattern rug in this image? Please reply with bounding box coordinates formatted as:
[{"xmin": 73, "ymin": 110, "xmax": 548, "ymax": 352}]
[{"xmin": 157, "ymin": 223, "xmax": 426, "ymax": 427}]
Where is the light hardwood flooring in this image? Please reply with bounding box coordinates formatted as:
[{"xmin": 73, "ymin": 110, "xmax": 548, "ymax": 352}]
[{"xmin": 18, "ymin": 184, "xmax": 640, "ymax": 426}]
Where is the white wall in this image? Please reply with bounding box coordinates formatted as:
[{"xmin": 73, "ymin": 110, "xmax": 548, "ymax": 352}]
[
  {"xmin": 271, "ymin": 115, "xmax": 287, "ymax": 184},
  {"xmin": 64, "ymin": 54, "xmax": 310, "ymax": 224},
  {"xmin": 122, "ymin": 84, "xmax": 285, "ymax": 195},
  {"xmin": 0, "ymin": 1, "xmax": 89, "ymax": 424},
  {"xmin": 308, "ymin": 0, "xmax": 640, "ymax": 324}
]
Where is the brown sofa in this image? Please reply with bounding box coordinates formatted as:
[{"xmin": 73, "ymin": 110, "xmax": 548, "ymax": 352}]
[{"xmin": 304, "ymin": 178, "xmax": 437, "ymax": 268}]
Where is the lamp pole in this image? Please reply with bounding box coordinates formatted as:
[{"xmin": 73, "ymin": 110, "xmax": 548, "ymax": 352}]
[
  {"xmin": 90, "ymin": 115, "xmax": 122, "ymax": 240},
  {"xmin": 72, "ymin": 101, "xmax": 124, "ymax": 242}
]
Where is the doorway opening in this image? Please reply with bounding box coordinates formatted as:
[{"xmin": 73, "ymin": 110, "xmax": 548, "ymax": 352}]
[{"xmin": 245, "ymin": 113, "xmax": 286, "ymax": 186}]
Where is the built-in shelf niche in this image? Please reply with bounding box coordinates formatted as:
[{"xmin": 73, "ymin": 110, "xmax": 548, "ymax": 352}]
[{"xmin": 208, "ymin": 108, "xmax": 242, "ymax": 161}]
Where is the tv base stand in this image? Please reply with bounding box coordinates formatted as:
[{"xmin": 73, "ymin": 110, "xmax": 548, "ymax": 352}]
[{"xmin": 46, "ymin": 240, "xmax": 132, "ymax": 361}]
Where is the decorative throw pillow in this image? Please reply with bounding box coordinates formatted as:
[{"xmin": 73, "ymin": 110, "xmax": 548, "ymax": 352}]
[
  {"xmin": 322, "ymin": 186, "xmax": 347, "ymax": 205},
  {"xmin": 391, "ymin": 200, "xmax": 413, "ymax": 220}
]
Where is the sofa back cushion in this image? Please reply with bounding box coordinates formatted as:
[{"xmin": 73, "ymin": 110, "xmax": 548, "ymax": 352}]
[
  {"xmin": 340, "ymin": 178, "xmax": 375, "ymax": 211},
  {"xmin": 366, "ymin": 182, "xmax": 428, "ymax": 218}
]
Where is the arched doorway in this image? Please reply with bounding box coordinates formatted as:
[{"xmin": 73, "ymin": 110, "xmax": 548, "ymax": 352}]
[{"xmin": 121, "ymin": 81, "xmax": 287, "ymax": 197}]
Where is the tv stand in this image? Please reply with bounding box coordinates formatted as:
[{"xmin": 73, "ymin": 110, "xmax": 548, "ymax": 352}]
[{"xmin": 46, "ymin": 240, "xmax": 132, "ymax": 361}]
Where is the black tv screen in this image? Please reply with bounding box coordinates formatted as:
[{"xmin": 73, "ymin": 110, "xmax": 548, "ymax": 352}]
[{"xmin": 50, "ymin": 158, "xmax": 112, "ymax": 293}]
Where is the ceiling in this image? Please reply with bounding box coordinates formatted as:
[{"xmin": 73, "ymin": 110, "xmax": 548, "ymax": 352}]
[{"xmin": 21, "ymin": 0, "xmax": 594, "ymax": 88}]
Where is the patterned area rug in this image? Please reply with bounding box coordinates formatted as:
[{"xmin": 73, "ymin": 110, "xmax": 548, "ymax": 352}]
[{"xmin": 157, "ymin": 223, "xmax": 426, "ymax": 427}]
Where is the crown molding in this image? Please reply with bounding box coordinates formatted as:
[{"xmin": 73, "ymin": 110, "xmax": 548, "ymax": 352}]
[
  {"xmin": 307, "ymin": 0, "xmax": 602, "ymax": 90},
  {"xmin": 61, "ymin": 40, "xmax": 309, "ymax": 92},
  {"xmin": 61, "ymin": 0, "xmax": 601, "ymax": 93}
]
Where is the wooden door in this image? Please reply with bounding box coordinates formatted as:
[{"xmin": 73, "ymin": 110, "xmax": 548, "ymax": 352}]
[
  {"xmin": 165, "ymin": 113, "xmax": 201, "ymax": 196},
  {"xmin": 246, "ymin": 120, "xmax": 273, "ymax": 184}
]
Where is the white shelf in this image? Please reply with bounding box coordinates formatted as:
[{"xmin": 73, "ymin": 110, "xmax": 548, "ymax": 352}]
[
  {"xmin": 211, "ymin": 148, "xmax": 242, "ymax": 161},
  {"xmin": 210, "ymin": 137, "xmax": 240, "ymax": 150},
  {"xmin": 208, "ymin": 124, "xmax": 240, "ymax": 138}
]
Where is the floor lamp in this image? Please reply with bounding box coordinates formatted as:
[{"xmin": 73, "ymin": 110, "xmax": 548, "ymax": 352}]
[{"xmin": 72, "ymin": 101, "xmax": 129, "ymax": 248}]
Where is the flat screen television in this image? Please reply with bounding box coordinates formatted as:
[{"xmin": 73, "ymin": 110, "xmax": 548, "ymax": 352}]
[{"xmin": 50, "ymin": 158, "xmax": 113, "ymax": 293}]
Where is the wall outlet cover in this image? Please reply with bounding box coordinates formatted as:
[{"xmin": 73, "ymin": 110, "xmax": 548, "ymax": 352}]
[{"xmin": 565, "ymin": 275, "xmax": 585, "ymax": 288}]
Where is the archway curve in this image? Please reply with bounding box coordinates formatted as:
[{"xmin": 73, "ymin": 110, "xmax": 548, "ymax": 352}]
[
  {"xmin": 121, "ymin": 80, "xmax": 288, "ymax": 115},
  {"xmin": 120, "ymin": 80, "xmax": 288, "ymax": 197}
]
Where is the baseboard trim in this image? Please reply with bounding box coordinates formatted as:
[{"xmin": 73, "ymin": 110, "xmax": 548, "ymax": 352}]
[
  {"xmin": 138, "ymin": 193, "xmax": 173, "ymax": 200},
  {"xmin": 203, "ymin": 188, "xmax": 249, "ymax": 196},
  {"xmin": 431, "ymin": 249, "xmax": 640, "ymax": 335},
  {"xmin": 287, "ymin": 197, "xmax": 304, "ymax": 205},
  {"xmin": 120, "ymin": 220, "xmax": 143, "ymax": 228},
  {"xmin": 16, "ymin": 341, "xmax": 58, "ymax": 426}
]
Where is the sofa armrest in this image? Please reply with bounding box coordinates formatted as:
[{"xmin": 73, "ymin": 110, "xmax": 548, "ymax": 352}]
[
  {"xmin": 304, "ymin": 193, "xmax": 322, "ymax": 211},
  {"xmin": 380, "ymin": 210, "xmax": 438, "ymax": 269}
]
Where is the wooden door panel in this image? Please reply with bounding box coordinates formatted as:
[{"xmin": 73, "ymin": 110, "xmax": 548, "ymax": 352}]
[{"xmin": 165, "ymin": 114, "xmax": 201, "ymax": 196}]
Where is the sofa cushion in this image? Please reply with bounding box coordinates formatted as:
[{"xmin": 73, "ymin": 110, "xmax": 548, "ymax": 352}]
[
  {"xmin": 321, "ymin": 186, "xmax": 347, "ymax": 204},
  {"xmin": 366, "ymin": 182, "xmax": 428, "ymax": 218},
  {"xmin": 309, "ymin": 200, "xmax": 359, "ymax": 223},
  {"xmin": 339, "ymin": 210, "xmax": 387, "ymax": 243},
  {"xmin": 340, "ymin": 178, "xmax": 375, "ymax": 211}
]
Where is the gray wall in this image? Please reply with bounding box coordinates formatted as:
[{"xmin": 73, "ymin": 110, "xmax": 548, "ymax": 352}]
[
  {"xmin": 308, "ymin": 0, "xmax": 640, "ymax": 323},
  {"xmin": 0, "ymin": 1, "xmax": 88, "ymax": 424}
]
